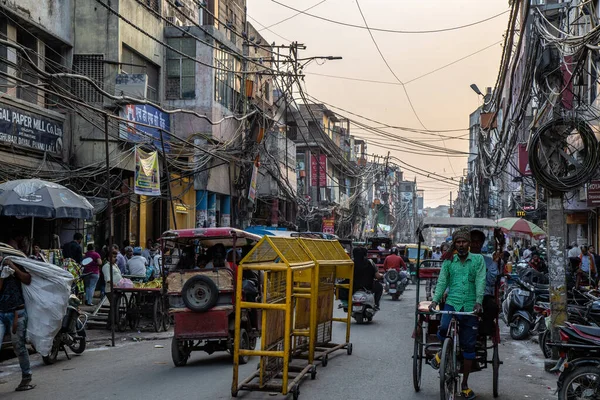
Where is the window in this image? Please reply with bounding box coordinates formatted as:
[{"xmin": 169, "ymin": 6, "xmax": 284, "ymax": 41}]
[
  {"xmin": 145, "ymin": 0, "xmax": 160, "ymax": 12},
  {"xmin": 121, "ymin": 45, "xmax": 160, "ymax": 101},
  {"xmin": 73, "ymin": 54, "xmax": 104, "ymax": 103},
  {"xmin": 166, "ymin": 38, "xmax": 196, "ymax": 100},
  {"xmin": 214, "ymin": 48, "xmax": 239, "ymax": 110}
]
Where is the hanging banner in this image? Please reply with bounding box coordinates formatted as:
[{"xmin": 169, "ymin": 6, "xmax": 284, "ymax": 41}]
[
  {"xmin": 310, "ymin": 154, "xmax": 327, "ymax": 187},
  {"xmin": 518, "ymin": 144, "xmax": 532, "ymax": 176},
  {"xmin": 248, "ymin": 163, "xmax": 259, "ymax": 203},
  {"xmin": 134, "ymin": 148, "xmax": 161, "ymax": 196}
]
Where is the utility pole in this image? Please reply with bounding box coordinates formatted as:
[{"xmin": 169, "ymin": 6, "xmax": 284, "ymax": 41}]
[
  {"xmin": 449, "ymin": 191, "xmax": 453, "ymax": 217},
  {"xmin": 103, "ymin": 114, "xmax": 115, "ymax": 348},
  {"xmin": 240, "ymin": 1, "xmax": 249, "ymax": 229}
]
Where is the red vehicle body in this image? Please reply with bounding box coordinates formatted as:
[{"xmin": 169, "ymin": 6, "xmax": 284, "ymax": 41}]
[
  {"xmin": 366, "ymin": 237, "xmax": 393, "ymax": 273},
  {"xmin": 161, "ymin": 228, "xmax": 262, "ymax": 366}
]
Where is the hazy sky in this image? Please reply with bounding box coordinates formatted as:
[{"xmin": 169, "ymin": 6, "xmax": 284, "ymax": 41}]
[{"xmin": 249, "ymin": 0, "xmax": 510, "ymax": 207}]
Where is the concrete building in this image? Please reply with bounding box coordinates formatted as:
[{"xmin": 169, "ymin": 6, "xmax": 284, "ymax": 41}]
[{"xmin": 0, "ymin": 0, "xmax": 76, "ymax": 246}]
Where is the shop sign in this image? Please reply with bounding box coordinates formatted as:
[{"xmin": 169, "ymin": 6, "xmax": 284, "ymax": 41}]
[
  {"xmin": 518, "ymin": 144, "xmax": 532, "ymax": 176},
  {"xmin": 134, "ymin": 148, "xmax": 161, "ymax": 196},
  {"xmin": 322, "ymin": 217, "xmax": 335, "ymax": 234},
  {"xmin": 0, "ymin": 104, "xmax": 63, "ymax": 153},
  {"xmin": 310, "ymin": 154, "xmax": 327, "ymax": 187},
  {"xmin": 566, "ymin": 212, "xmax": 588, "ymax": 225},
  {"xmin": 120, "ymin": 104, "xmax": 170, "ymax": 152},
  {"xmin": 587, "ymin": 180, "xmax": 600, "ymax": 206}
]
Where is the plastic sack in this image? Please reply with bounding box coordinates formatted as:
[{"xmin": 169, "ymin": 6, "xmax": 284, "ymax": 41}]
[
  {"xmin": 8, "ymin": 257, "xmax": 73, "ymax": 356},
  {"xmin": 116, "ymin": 278, "xmax": 134, "ymax": 288}
]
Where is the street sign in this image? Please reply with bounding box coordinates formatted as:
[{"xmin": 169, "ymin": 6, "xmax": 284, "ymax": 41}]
[{"xmin": 587, "ymin": 181, "xmax": 600, "ymax": 206}]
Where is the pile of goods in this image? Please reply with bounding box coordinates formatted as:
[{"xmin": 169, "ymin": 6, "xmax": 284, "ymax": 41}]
[{"xmin": 133, "ymin": 279, "xmax": 162, "ymax": 289}]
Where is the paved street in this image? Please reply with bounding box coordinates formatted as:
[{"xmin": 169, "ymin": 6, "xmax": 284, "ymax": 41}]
[{"xmin": 0, "ymin": 285, "xmax": 556, "ymax": 400}]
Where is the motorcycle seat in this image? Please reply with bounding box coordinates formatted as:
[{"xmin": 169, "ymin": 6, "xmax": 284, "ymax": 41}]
[{"xmin": 572, "ymin": 324, "xmax": 600, "ymax": 338}]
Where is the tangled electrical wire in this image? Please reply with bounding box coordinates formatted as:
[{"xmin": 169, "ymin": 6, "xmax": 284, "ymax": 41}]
[{"xmin": 528, "ymin": 117, "xmax": 600, "ymax": 192}]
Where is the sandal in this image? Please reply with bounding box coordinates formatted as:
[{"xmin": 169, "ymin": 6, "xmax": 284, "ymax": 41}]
[
  {"xmin": 461, "ymin": 388, "xmax": 476, "ymax": 399},
  {"xmin": 15, "ymin": 384, "xmax": 35, "ymax": 392}
]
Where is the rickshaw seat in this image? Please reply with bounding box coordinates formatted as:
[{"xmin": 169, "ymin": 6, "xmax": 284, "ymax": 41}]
[{"xmin": 419, "ymin": 301, "xmax": 433, "ymax": 313}]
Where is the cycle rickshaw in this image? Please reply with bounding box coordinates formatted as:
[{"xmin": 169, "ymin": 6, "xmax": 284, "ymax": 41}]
[{"xmin": 412, "ymin": 217, "xmax": 502, "ymax": 399}]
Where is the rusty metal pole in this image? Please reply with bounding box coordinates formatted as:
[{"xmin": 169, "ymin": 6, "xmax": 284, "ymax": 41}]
[{"xmin": 104, "ymin": 114, "xmax": 115, "ymax": 348}]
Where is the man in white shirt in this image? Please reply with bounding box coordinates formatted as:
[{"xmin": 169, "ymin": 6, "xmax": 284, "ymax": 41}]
[{"xmin": 432, "ymin": 246, "xmax": 442, "ymax": 260}]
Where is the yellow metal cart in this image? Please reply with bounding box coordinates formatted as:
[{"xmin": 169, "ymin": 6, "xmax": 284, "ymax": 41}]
[
  {"xmin": 231, "ymin": 237, "xmax": 317, "ymax": 399},
  {"xmin": 295, "ymin": 238, "xmax": 354, "ymax": 366}
]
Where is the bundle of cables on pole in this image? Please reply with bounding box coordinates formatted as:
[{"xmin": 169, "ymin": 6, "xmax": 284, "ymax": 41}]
[{"xmin": 528, "ymin": 117, "xmax": 600, "ymax": 192}]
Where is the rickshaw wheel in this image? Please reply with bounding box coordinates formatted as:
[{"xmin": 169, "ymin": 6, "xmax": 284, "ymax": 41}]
[
  {"xmin": 292, "ymin": 385, "xmax": 300, "ymax": 400},
  {"xmin": 347, "ymin": 343, "xmax": 353, "ymax": 355},
  {"xmin": 439, "ymin": 338, "xmax": 457, "ymax": 400},
  {"xmin": 115, "ymin": 294, "xmax": 129, "ymax": 332},
  {"xmin": 128, "ymin": 295, "xmax": 140, "ymax": 330},
  {"xmin": 412, "ymin": 339, "xmax": 423, "ymax": 392},
  {"xmin": 492, "ymin": 344, "xmax": 500, "ymax": 398},
  {"xmin": 182, "ymin": 275, "xmax": 218, "ymax": 312},
  {"xmin": 310, "ymin": 365, "xmax": 317, "ymax": 380},
  {"xmin": 321, "ymin": 354, "xmax": 328, "ymax": 367},
  {"xmin": 238, "ymin": 329, "xmax": 250, "ymax": 365},
  {"xmin": 171, "ymin": 337, "xmax": 189, "ymax": 367}
]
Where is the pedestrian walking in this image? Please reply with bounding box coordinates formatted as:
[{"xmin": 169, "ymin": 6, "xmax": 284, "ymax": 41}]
[
  {"xmin": 82, "ymin": 244, "xmax": 102, "ymax": 306},
  {"xmin": 0, "ymin": 257, "xmax": 34, "ymax": 391}
]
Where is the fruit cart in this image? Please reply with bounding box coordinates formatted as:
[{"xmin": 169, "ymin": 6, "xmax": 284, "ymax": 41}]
[{"xmin": 112, "ymin": 279, "xmax": 170, "ymax": 333}]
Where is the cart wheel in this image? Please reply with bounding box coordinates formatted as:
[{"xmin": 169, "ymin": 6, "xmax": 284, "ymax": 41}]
[
  {"xmin": 238, "ymin": 329, "xmax": 250, "ymax": 365},
  {"xmin": 153, "ymin": 296, "xmax": 163, "ymax": 332},
  {"xmin": 492, "ymin": 344, "xmax": 500, "ymax": 398},
  {"xmin": 439, "ymin": 338, "xmax": 457, "ymax": 400},
  {"xmin": 160, "ymin": 297, "xmax": 171, "ymax": 331},
  {"xmin": 347, "ymin": 343, "xmax": 353, "ymax": 356},
  {"xmin": 413, "ymin": 339, "xmax": 423, "ymax": 392},
  {"xmin": 171, "ymin": 337, "xmax": 190, "ymax": 367},
  {"xmin": 127, "ymin": 294, "xmax": 140, "ymax": 330},
  {"xmin": 310, "ymin": 365, "xmax": 317, "ymax": 380},
  {"xmin": 292, "ymin": 385, "xmax": 300, "ymax": 400},
  {"xmin": 321, "ymin": 354, "xmax": 328, "ymax": 367},
  {"xmin": 115, "ymin": 294, "xmax": 129, "ymax": 332}
]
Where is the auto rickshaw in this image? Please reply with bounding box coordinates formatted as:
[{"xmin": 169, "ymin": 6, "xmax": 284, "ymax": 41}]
[
  {"xmin": 161, "ymin": 228, "xmax": 262, "ymax": 366},
  {"xmin": 398, "ymin": 243, "xmax": 431, "ymax": 283}
]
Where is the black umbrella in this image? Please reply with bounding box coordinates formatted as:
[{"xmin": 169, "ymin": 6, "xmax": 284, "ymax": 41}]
[{"xmin": 0, "ymin": 179, "xmax": 93, "ymax": 252}]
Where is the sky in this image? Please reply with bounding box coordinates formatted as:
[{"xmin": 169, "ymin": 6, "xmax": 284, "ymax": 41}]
[{"xmin": 248, "ymin": 0, "xmax": 510, "ymax": 207}]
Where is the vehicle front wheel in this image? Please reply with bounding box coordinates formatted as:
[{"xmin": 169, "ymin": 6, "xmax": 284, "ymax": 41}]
[
  {"xmin": 510, "ymin": 318, "xmax": 531, "ymax": 340},
  {"xmin": 69, "ymin": 321, "xmax": 87, "ymax": 354},
  {"xmin": 42, "ymin": 338, "xmax": 60, "ymax": 365},
  {"xmin": 238, "ymin": 329, "xmax": 250, "ymax": 365}
]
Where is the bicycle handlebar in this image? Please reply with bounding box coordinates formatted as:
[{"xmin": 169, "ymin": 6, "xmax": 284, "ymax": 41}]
[{"xmin": 433, "ymin": 310, "xmax": 477, "ymax": 316}]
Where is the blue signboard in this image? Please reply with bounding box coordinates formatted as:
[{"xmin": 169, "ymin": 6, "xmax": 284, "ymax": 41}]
[
  {"xmin": 119, "ymin": 104, "xmax": 171, "ymax": 152},
  {"xmin": 0, "ymin": 103, "xmax": 63, "ymax": 153}
]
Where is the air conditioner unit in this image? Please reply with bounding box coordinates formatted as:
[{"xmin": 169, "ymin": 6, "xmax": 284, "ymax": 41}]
[{"xmin": 166, "ymin": 16, "xmax": 183, "ymax": 27}]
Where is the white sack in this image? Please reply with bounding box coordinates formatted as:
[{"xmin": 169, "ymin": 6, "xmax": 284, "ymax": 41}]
[{"xmin": 8, "ymin": 257, "xmax": 73, "ymax": 356}]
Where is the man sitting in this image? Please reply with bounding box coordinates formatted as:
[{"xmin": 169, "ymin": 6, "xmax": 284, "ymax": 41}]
[{"xmin": 429, "ymin": 227, "xmax": 486, "ymax": 400}]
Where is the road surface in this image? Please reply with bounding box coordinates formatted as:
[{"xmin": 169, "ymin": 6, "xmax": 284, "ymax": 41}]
[{"xmin": 0, "ymin": 285, "xmax": 556, "ymax": 399}]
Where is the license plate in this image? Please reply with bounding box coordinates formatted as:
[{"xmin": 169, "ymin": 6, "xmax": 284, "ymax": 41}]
[
  {"xmin": 389, "ymin": 288, "xmax": 397, "ymax": 293},
  {"xmin": 353, "ymin": 306, "xmax": 363, "ymax": 312}
]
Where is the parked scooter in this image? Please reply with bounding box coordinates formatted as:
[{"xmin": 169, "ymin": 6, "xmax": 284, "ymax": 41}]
[
  {"xmin": 42, "ymin": 293, "xmax": 88, "ymax": 365},
  {"xmin": 501, "ymin": 278, "xmax": 537, "ymax": 340},
  {"xmin": 552, "ymin": 322, "xmax": 600, "ymax": 399},
  {"xmin": 384, "ymin": 269, "xmax": 409, "ymax": 301},
  {"xmin": 351, "ymin": 288, "xmax": 377, "ymax": 324}
]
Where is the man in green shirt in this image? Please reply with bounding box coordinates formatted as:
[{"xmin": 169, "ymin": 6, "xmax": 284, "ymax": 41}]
[{"xmin": 429, "ymin": 227, "xmax": 486, "ymax": 400}]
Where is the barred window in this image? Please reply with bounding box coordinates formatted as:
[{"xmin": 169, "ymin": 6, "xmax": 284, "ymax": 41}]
[
  {"xmin": 166, "ymin": 38, "xmax": 196, "ymax": 100},
  {"xmin": 72, "ymin": 54, "xmax": 104, "ymax": 103},
  {"xmin": 145, "ymin": 0, "xmax": 160, "ymax": 12}
]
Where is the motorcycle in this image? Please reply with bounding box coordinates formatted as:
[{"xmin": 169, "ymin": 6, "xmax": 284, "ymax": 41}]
[
  {"xmin": 351, "ymin": 288, "xmax": 377, "ymax": 324},
  {"xmin": 553, "ymin": 322, "xmax": 600, "ymax": 399},
  {"xmin": 385, "ymin": 269, "xmax": 409, "ymax": 301},
  {"xmin": 42, "ymin": 293, "xmax": 88, "ymax": 365},
  {"xmin": 501, "ymin": 278, "xmax": 537, "ymax": 340}
]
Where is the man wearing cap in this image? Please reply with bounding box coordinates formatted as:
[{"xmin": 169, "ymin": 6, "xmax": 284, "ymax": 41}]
[
  {"xmin": 127, "ymin": 247, "xmax": 148, "ymax": 277},
  {"xmin": 429, "ymin": 227, "xmax": 486, "ymax": 400}
]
